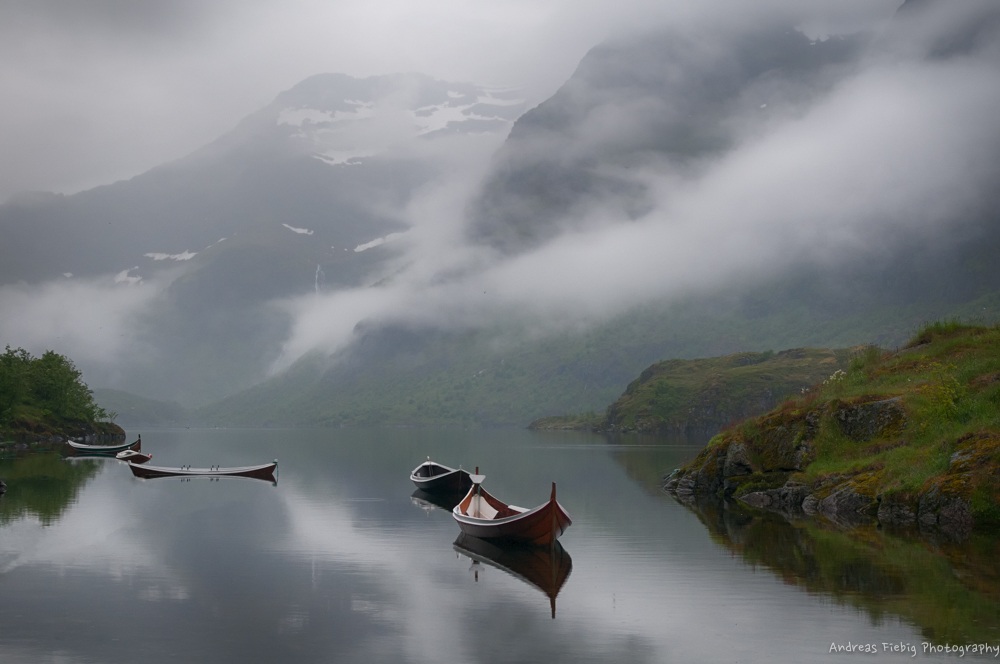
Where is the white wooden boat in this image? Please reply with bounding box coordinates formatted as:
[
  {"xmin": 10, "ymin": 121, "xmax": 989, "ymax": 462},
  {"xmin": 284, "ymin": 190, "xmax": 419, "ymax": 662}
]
[
  {"xmin": 68, "ymin": 436, "xmax": 140, "ymax": 455},
  {"xmin": 128, "ymin": 460, "xmax": 277, "ymax": 483}
]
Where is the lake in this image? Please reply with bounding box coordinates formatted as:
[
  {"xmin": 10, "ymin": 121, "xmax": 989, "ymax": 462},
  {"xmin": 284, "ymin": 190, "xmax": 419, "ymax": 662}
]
[{"xmin": 1, "ymin": 428, "xmax": 998, "ymax": 662}]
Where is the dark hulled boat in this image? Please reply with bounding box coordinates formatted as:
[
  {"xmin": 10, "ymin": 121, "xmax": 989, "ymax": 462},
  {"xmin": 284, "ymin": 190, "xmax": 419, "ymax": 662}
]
[
  {"xmin": 128, "ymin": 460, "xmax": 278, "ymax": 483},
  {"xmin": 453, "ymin": 532, "xmax": 573, "ymax": 618},
  {"xmin": 452, "ymin": 474, "xmax": 571, "ymax": 546},
  {"xmin": 410, "ymin": 458, "xmax": 473, "ymax": 494}
]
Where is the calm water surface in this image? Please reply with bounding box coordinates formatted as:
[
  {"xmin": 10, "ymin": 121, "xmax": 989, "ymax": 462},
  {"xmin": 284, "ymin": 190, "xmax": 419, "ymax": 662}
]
[{"xmin": 1, "ymin": 428, "xmax": 998, "ymax": 663}]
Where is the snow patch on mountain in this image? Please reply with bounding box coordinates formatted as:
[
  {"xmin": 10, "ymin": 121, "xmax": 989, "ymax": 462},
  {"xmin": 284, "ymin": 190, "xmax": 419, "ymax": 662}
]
[
  {"xmin": 313, "ymin": 150, "xmax": 377, "ymax": 166},
  {"xmin": 277, "ymin": 101, "xmax": 376, "ymax": 129},
  {"xmin": 353, "ymin": 232, "xmax": 407, "ymax": 252},
  {"xmin": 412, "ymin": 94, "xmax": 525, "ymax": 135},
  {"xmin": 145, "ymin": 251, "xmax": 197, "ymax": 261}
]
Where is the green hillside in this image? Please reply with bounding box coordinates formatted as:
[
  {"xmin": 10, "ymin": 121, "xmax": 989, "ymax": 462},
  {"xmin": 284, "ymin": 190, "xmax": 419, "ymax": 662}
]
[
  {"xmin": 531, "ymin": 347, "xmax": 853, "ymax": 435},
  {"xmin": 197, "ymin": 280, "xmax": 1000, "ymax": 427}
]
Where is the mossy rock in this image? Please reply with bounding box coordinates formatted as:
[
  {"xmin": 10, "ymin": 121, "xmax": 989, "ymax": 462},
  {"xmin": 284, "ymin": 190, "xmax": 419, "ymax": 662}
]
[
  {"xmin": 833, "ymin": 396, "xmax": 906, "ymax": 442},
  {"xmin": 921, "ymin": 431, "xmax": 1000, "ymax": 530},
  {"xmin": 728, "ymin": 472, "xmax": 792, "ymax": 498}
]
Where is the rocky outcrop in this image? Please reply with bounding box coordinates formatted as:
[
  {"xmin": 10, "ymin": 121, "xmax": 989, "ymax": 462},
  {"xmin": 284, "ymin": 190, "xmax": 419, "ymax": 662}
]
[
  {"xmin": 834, "ymin": 397, "xmax": 907, "ymax": 442},
  {"xmin": 664, "ymin": 400, "xmax": 994, "ymax": 540}
]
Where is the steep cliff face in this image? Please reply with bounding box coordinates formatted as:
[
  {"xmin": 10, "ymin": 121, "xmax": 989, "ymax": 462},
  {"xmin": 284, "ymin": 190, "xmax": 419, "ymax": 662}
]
[
  {"xmin": 665, "ymin": 323, "xmax": 1000, "ymax": 540},
  {"xmin": 468, "ymin": 26, "xmax": 864, "ymax": 254}
]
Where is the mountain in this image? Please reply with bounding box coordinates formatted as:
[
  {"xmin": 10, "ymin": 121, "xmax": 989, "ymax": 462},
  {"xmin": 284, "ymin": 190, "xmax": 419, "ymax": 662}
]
[
  {"xmin": 197, "ymin": 1, "xmax": 1000, "ymax": 428},
  {"xmin": 469, "ymin": 25, "xmax": 865, "ymax": 253},
  {"xmin": 91, "ymin": 388, "xmax": 188, "ymax": 428},
  {"xmin": 0, "ymin": 73, "xmax": 524, "ymax": 405}
]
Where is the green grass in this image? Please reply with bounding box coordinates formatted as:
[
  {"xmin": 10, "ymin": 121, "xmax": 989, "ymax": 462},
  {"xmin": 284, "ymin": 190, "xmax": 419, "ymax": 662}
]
[
  {"xmin": 602, "ymin": 347, "xmax": 852, "ymax": 433},
  {"xmin": 678, "ymin": 322, "xmax": 1000, "ymax": 514}
]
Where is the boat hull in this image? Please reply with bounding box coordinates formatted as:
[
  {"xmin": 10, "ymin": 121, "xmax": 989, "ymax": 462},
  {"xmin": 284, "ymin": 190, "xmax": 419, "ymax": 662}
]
[
  {"xmin": 128, "ymin": 461, "xmax": 277, "ymax": 483},
  {"xmin": 410, "ymin": 462, "xmax": 473, "ymax": 494},
  {"xmin": 117, "ymin": 450, "xmax": 152, "ymax": 464},
  {"xmin": 453, "ymin": 494, "xmax": 572, "ymax": 546}
]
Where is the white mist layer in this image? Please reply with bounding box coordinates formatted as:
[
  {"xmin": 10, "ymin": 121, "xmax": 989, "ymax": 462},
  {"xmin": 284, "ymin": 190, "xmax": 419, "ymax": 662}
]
[
  {"xmin": 0, "ymin": 274, "xmax": 165, "ymax": 368},
  {"xmin": 274, "ymin": 49, "xmax": 1000, "ymax": 370}
]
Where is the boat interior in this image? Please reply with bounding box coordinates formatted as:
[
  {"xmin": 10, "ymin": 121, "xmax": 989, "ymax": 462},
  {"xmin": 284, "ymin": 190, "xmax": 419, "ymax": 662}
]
[
  {"xmin": 458, "ymin": 486, "xmax": 527, "ymax": 520},
  {"xmin": 413, "ymin": 462, "xmax": 451, "ymax": 478}
]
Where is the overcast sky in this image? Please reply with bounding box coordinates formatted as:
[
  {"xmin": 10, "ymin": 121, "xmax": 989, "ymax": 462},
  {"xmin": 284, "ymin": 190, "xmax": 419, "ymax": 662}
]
[{"xmin": 0, "ymin": 0, "xmax": 902, "ymax": 203}]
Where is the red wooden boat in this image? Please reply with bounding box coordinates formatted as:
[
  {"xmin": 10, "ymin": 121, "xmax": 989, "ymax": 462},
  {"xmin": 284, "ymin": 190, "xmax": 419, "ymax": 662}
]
[
  {"xmin": 116, "ymin": 449, "xmax": 152, "ymax": 464},
  {"xmin": 128, "ymin": 460, "xmax": 277, "ymax": 483},
  {"xmin": 452, "ymin": 471, "xmax": 571, "ymax": 546}
]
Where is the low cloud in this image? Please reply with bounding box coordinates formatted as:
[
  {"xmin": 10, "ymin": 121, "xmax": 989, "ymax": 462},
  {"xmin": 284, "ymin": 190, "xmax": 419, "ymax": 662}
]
[{"xmin": 0, "ymin": 275, "xmax": 165, "ymax": 378}]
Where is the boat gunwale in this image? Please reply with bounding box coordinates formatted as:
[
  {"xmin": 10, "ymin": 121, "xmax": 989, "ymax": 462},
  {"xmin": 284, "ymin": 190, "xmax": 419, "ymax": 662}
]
[
  {"xmin": 127, "ymin": 461, "xmax": 277, "ymax": 476},
  {"xmin": 409, "ymin": 461, "xmax": 460, "ymax": 483},
  {"xmin": 452, "ymin": 485, "xmax": 570, "ymax": 527}
]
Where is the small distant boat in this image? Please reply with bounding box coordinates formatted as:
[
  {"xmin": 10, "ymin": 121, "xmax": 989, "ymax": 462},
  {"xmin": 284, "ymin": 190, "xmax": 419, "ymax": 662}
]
[
  {"xmin": 452, "ymin": 471, "xmax": 571, "ymax": 546},
  {"xmin": 410, "ymin": 457, "xmax": 473, "ymax": 494},
  {"xmin": 453, "ymin": 533, "xmax": 573, "ymax": 618},
  {"xmin": 116, "ymin": 449, "xmax": 152, "ymax": 464},
  {"xmin": 128, "ymin": 460, "xmax": 278, "ymax": 483},
  {"xmin": 68, "ymin": 436, "xmax": 141, "ymax": 455}
]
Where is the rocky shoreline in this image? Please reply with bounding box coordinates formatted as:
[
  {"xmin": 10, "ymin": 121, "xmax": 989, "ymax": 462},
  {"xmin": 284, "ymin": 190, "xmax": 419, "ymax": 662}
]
[
  {"xmin": 663, "ymin": 395, "xmax": 991, "ymax": 541},
  {"xmin": 1, "ymin": 420, "xmax": 127, "ymax": 455}
]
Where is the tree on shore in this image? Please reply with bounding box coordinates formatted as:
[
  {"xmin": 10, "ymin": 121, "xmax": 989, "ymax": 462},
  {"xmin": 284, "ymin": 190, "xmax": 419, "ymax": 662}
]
[{"xmin": 0, "ymin": 346, "xmax": 112, "ymax": 423}]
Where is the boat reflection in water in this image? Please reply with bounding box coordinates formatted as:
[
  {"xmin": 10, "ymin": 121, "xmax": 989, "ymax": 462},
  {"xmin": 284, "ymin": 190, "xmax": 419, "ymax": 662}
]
[
  {"xmin": 453, "ymin": 532, "xmax": 573, "ymax": 619},
  {"xmin": 410, "ymin": 489, "xmax": 465, "ymax": 513}
]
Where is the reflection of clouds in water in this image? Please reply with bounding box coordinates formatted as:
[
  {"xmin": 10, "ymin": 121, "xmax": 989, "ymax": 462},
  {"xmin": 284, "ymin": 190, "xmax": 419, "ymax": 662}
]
[
  {"xmin": 0, "ymin": 465, "xmax": 190, "ymax": 605},
  {"xmin": 277, "ymin": 483, "xmax": 663, "ymax": 664},
  {"xmin": 138, "ymin": 584, "xmax": 191, "ymax": 602},
  {"xmin": 0, "ymin": 466, "xmax": 147, "ymax": 574}
]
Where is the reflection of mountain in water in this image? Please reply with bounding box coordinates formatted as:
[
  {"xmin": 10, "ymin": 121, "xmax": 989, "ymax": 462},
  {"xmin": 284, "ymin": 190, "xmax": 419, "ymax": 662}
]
[
  {"xmin": 682, "ymin": 496, "xmax": 1000, "ymax": 644},
  {"xmin": 0, "ymin": 453, "xmax": 100, "ymax": 526},
  {"xmin": 453, "ymin": 533, "xmax": 572, "ymax": 618}
]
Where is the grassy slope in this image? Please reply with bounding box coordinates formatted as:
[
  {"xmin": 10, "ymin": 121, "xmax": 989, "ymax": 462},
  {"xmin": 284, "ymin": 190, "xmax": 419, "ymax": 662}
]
[
  {"xmin": 675, "ymin": 322, "xmax": 1000, "ymax": 527},
  {"xmin": 533, "ymin": 347, "xmax": 853, "ymax": 434},
  {"xmin": 799, "ymin": 323, "xmax": 1000, "ymax": 502}
]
